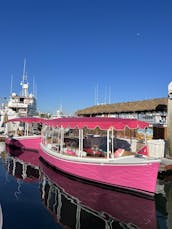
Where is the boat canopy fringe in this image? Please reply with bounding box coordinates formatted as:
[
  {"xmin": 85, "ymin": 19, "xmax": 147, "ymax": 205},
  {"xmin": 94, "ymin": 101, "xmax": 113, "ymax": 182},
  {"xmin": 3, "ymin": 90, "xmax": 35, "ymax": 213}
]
[{"xmin": 6, "ymin": 117, "xmax": 149, "ymax": 130}]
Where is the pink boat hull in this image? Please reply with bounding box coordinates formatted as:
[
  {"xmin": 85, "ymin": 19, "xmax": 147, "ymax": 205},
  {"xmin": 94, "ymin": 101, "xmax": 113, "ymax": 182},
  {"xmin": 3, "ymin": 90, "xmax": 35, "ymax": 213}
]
[
  {"xmin": 5, "ymin": 136, "xmax": 41, "ymax": 152},
  {"xmin": 39, "ymin": 146, "xmax": 160, "ymax": 195},
  {"xmin": 40, "ymin": 159, "xmax": 157, "ymax": 229},
  {"xmin": 5, "ymin": 136, "xmax": 41, "ymax": 167}
]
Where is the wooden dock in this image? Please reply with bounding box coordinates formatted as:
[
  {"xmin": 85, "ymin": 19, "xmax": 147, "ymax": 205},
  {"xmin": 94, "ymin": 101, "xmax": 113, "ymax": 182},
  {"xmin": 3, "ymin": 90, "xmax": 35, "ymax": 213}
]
[
  {"xmin": 158, "ymin": 158, "xmax": 172, "ymax": 181},
  {"xmin": 159, "ymin": 158, "xmax": 172, "ymax": 172}
]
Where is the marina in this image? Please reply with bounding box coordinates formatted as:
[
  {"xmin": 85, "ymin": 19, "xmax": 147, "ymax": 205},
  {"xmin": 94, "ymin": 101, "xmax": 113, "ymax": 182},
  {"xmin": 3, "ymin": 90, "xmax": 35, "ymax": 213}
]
[
  {"xmin": 0, "ymin": 142, "xmax": 171, "ymax": 229},
  {"xmin": 1, "ymin": 1, "xmax": 172, "ymax": 228},
  {"xmin": 0, "ymin": 95, "xmax": 172, "ymax": 229},
  {"xmin": 1, "ymin": 79, "xmax": 172, "ymax": 228}
]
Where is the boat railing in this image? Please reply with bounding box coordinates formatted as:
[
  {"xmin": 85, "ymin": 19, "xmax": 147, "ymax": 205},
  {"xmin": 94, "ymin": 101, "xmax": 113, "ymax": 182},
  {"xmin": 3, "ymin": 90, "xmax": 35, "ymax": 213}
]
[
  {"xmin": 42, "ymin": 130, "xmax": 163, "ymax": 159},
  {"xmin": 43, "ymin": 142, "xmax": 136, "ymax": 160},
  {"xmin": 44, "ymin": 142, "xmax": 102, "ymax": 157},
  {"xmin": 41, "ymin": 142, "xmax": 160, "ymax": 164}
]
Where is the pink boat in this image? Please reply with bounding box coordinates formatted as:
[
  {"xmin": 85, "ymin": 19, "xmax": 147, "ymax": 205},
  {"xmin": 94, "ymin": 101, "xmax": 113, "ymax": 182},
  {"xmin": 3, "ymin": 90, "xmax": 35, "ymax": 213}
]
[
  {"xmin": 5, "ymin": 117, "xmax": 44, "ymax": 151},
  {"xmin": 5, "ymin": 135, "xmax": 41, "ymax": 152},
  {"xmin": 39, "ymin": 117, "xmax": 161, "ymax": 196},
  {"xmin": 6, "ymin": 117, "xmax": 161, "ymax": 195}
]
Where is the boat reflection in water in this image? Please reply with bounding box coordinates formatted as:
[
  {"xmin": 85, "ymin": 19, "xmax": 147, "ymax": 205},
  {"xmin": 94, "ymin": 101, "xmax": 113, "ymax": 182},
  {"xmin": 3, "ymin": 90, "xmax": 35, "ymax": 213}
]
[
  {"xmin": 39, "ymin": 158, "xmax": 157, "ymax": 229},
  {"xmin": 3, "ymin": 147, "xmax": 40, "ymax": 184},
  {"xmin": 2, "ymin": 146, "xmax": 157, "ymax": 229},
  {"xmin": 1, "ymin": 150, "xmax": 60, "ymax": 229}
]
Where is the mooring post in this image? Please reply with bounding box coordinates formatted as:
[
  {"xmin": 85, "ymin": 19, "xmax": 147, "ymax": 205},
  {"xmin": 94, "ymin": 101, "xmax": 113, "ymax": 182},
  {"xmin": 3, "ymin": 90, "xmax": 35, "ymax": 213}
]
[{"xmin": 167, "ymin": 82, "xmax": 172, "ymax": 158}]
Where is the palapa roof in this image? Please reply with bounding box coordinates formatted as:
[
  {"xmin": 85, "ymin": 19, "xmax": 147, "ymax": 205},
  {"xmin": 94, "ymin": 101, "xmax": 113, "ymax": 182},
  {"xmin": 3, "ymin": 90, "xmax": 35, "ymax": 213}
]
[{"xmin": 76, "ymin": 98, "xmax": 168, "ymax": 116}]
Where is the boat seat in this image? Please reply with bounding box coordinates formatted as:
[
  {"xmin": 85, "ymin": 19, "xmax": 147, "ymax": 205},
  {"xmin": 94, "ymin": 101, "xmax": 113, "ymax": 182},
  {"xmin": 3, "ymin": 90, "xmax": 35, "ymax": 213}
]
[
  {"xmin": 137, "ymin": 146, "xmax": 148, "ymax": 156},
  {"xmin": 114, "ymin": 148, "xmax": 125, "ymax": 157},
  {"xmin": 66, "ymin": 149, "xmax": 76, "ymax": 156},
  {"xmin": 114, "ymin": 148, "xmax": 135, "ymax": 157}
]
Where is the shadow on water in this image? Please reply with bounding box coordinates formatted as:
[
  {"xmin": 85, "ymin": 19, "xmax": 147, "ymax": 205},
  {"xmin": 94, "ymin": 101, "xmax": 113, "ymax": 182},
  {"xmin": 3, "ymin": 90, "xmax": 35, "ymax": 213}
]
[
  {"xmin": 0, "ymin": 143, "xmax": 170, "ymax": 229},
  {"xmin": 156, "ymin": 176, "xmax": 172, "ymax": 229}
]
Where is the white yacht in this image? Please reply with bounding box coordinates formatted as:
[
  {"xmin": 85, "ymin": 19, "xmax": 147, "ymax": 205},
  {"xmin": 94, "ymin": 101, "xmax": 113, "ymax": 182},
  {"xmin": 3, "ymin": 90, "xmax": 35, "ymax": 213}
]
[{"xmin": 0, "ymin": 61, "xmax": 37, "ymax": 134}]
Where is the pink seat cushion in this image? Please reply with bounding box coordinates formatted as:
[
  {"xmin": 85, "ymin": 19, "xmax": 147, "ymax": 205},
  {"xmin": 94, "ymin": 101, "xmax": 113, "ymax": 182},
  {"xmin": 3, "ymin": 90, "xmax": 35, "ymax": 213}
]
[
  {"xmin": 114, "ymin": 148, "xmax": 124, "ymax": 157},
  {"xmin": 137, "ymin": 146, "xmax": 148, "ymax": 156},
  {"xmin": 66, "ymin": 149, "xmax": 76, "ymax": 156}
]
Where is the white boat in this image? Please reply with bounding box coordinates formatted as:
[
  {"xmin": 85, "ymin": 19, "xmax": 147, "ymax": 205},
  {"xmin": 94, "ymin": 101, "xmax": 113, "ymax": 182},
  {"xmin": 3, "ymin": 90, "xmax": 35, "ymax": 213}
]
[{"xmin": 0, "ymin": 60, "xmax": 37, "ymax": 135}]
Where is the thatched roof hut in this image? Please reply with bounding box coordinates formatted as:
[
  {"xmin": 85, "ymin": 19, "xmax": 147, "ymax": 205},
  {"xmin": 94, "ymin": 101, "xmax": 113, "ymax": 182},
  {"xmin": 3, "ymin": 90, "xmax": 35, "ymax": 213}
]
[{"xmin": 76, "ymin": 98, "xmax": 168, "ymax": 116}]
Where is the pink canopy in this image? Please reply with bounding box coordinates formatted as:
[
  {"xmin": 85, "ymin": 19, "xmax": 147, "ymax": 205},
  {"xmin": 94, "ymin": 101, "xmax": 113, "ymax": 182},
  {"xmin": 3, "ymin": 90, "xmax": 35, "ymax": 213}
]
[
  {"xmin": 44, "ymin": 117, "xmax": 149, "ymax": 131},
  {"xmin": 7, "ymin": 117, "xmax": 149, "ymax": 130}
]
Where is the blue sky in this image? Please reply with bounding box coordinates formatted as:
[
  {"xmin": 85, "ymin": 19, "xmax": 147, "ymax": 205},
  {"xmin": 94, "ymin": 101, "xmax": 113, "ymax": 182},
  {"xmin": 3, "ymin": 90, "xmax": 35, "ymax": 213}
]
[{"xmin": 0, "ymin": 0, "xmax": 172, "ymax": 115}]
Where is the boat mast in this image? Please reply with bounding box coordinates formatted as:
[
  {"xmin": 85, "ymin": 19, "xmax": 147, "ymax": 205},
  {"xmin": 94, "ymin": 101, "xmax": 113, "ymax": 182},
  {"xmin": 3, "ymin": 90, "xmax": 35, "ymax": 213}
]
[
  {"xmin": 10, "ymin": 74, "xmax": 13, "ymax": 95},
  {"xmin": 33, "ymin": 77, "xmax": 35, "ymax": 95},
  {"xmin": 20, "ymin": 59, "xmax": 29, "ymax": 97}
]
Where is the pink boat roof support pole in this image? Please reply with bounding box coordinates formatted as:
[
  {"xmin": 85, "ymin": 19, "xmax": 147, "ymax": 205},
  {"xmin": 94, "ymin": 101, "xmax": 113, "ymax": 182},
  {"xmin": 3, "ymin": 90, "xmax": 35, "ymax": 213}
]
[
  {"xmin": 112, "ymin": 128, "xmax": 114, "ymax": 155},
  {"xmin": 144, "ymin": 128, "xmax": 147, "ymax": 145},
  {"xmin": 60, "ymin": 126, "xmax": 64, "ymax": 154},
  {"xmin": 107, "ymin": 129, "xmax": 110, "ymax": 159},
  {"xmin": 107, "ymin": 128, "xmax": 115, "ymax": 158},
  {"xmin": 79, "ymin": 129, "xmax": 81, "ymax": 157},
  {"xmin": 78, "ymin": 129, "xmax": 84, "ymax": 157}
]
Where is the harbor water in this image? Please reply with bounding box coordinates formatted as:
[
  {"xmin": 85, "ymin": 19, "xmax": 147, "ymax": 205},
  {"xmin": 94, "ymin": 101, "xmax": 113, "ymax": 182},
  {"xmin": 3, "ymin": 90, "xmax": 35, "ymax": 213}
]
[{"xmin": 0, "ymin": 142, "xmax": 170, "ymax": 229}]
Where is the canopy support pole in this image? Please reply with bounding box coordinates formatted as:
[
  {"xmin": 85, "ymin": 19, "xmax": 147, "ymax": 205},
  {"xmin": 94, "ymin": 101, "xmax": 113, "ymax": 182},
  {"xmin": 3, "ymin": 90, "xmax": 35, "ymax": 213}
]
[
  {"xmin": 144, "ymin": 128, "xmax": 147, "ymax": 145},
  {"xmin": 130, "ymin": 129, "xmax": 132, "ymax": 150},
  {"xmin": 111, "ymin": 128, "xmax": 114, "ymax": 154},
  {"xmin": 24, "ymin": 123, "xmax": 26, "ymax": 136},
  {"xmin": 79, "ymin": 129, "xmax": 83, "ymax": 157},
  {"xmin": 25, "ymin": 123, "xmax": 29, "ymax": 136},
  {"xmin": 60, "ymin": 126, "xmax": 64, "ymax": 154},
  {"xmin": 15, "ymin": 123, "xmax": 18, "ymax": 136},
  {"xmin": 51, "ymin": 127, "xmax": 54, "ymax": 145},
  {"xmin": 107, "ymin": 129, "xmax": 110, "ymax": 159}
]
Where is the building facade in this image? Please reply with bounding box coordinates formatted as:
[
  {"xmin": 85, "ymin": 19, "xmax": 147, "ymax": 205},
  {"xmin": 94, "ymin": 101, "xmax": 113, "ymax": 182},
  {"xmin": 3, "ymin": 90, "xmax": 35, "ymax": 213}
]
[{"xmin": 76, "ymin": 98, "xmax": 168, "ymax": 139}]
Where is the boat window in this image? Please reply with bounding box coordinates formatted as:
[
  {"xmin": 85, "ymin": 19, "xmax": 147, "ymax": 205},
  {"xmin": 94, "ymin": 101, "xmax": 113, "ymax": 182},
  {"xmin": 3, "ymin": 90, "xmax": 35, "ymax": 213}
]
[{"xmin": 19, "ymin": 98, "xmax": 24, "ymax": 102}]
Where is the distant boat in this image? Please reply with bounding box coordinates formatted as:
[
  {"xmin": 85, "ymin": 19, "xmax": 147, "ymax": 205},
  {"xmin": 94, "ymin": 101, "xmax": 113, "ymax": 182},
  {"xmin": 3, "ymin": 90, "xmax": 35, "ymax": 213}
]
[{"xmin": 0, "ymin": 60, "xmax": 37, "ymax": 135}]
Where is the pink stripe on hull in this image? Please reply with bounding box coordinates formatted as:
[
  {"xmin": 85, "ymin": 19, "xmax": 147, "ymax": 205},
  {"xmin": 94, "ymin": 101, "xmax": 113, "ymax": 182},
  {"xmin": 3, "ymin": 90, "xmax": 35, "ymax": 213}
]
[{"xmin": 39, "ymin": 150, "xmax": 159, "ymax": 194}]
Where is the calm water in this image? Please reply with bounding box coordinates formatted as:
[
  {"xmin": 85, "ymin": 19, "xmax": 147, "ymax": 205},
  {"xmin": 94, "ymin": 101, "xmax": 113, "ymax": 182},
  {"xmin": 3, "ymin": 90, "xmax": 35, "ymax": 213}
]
[{"xmin": 0, "ymin": 142, "xmax": 170, "ymax": 229}]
